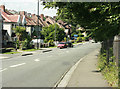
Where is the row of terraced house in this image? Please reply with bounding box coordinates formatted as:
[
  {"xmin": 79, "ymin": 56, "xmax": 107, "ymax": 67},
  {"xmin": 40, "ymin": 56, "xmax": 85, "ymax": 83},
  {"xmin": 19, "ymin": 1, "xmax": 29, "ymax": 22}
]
[{"xmin": 0, "ymin": 5, "xmax": 71, "ymax": 47}]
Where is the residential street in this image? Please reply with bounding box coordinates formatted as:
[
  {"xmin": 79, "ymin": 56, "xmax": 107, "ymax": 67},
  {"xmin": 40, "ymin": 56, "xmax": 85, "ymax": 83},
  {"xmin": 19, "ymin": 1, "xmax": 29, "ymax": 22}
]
[{"xmin": 1, "ymin": 43, "xmax": 100, "ymax": 87}]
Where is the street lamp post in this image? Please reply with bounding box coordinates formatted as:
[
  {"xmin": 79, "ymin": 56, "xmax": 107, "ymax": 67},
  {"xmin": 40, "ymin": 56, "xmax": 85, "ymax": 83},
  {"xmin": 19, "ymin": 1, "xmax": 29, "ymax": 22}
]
[
  {"xmin": 55, "ymin": 21, "xmax": 56, "ymax": 45},
  {"xmin": 0, "ymin": 12, "xmax": 3, "ymax": 52},
  {"xmin": 37, "ymin": 0, "xmax": 39, "ymax": 49}
]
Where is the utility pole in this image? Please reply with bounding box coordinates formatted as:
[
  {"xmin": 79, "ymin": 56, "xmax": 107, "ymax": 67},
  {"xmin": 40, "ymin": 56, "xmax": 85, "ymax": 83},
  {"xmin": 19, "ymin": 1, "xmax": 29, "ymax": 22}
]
[
  {"xmin": 55, "ymin": 21, "xmax": 56, "ymax": 45},
  {"xmin": 55, "ymin": 19, "xmax": 57, "ymax": 46},
  {"xmin": 0, "ymin": 12, "xmax": 3, "ymax": 53},
  {"xmin": 37, "ymin": 0, "xmax": 39, "ymax": 49}
]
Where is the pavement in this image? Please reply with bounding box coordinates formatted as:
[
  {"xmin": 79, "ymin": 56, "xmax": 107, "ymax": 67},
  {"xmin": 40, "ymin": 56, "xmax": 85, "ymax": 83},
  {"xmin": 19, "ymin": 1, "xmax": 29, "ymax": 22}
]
[{"xmin": 57, "ymin": 48, "xmax": 111, "ymax": 88}]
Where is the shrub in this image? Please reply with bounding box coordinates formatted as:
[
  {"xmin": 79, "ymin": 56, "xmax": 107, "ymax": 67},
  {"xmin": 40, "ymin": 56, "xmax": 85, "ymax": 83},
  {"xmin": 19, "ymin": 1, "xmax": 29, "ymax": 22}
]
[
  {"xmin": 21, "ymin": 39, "xmax": 32, "ymax": 50},
  {"xmin": 48, "ymin": 40, "xmax": 55, "ymax": 47},
  {"xmin": 82, "ymin": 37, "xmax": 85, "ymax": 41},
  {"xmin": 85, "ymin": 36, "xmax": 89, "ymax": 41},
  {"xmin": 98, "ymin": 52, "xmax": 118, "ymax": 87},
  {"xmin": 70, "ymin": 40, "xmax": 75, "ymax": 43},
  {"xmin": 64, "ymin": 37, "xmax": 67, "ymax": 42},
  {"xmin": 76, "ymin": 37, "xmax": 82, "ymax": 43}
]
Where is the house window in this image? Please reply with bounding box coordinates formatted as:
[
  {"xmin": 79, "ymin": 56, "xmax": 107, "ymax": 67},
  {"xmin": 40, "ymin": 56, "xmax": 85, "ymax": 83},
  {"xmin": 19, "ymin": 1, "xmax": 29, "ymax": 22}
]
[{"xmin": 47, "ymin": 21, "xmax": 51, "ymax": 24}]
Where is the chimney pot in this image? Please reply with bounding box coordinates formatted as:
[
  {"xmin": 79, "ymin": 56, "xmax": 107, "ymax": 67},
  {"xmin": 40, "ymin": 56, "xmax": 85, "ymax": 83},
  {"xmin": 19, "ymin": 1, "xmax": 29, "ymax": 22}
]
[
  {"xmin": 40, "ymin": 14, "xmax": 44, "ymax": 21},
  {"xmin": 0, "ymin": 5, "xmax": 5, "ymax": 12},
  {"xmin": 19, "ymin": 11, "xmax": 26, "ymax": 15}
]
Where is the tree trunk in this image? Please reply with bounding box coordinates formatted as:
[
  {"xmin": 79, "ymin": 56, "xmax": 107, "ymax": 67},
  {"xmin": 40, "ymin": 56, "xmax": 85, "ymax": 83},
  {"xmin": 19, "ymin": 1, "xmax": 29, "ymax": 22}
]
[{"xmin": 106, "ymin": 39, "xmax": 109, "ymax": 64}]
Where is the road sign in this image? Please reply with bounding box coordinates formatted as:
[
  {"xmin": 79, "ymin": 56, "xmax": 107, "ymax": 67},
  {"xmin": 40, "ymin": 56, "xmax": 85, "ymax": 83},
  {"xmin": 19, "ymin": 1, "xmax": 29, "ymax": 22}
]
[{"xmin": 74, "ymin": 35, "xmax": 78, "ymax": 37}]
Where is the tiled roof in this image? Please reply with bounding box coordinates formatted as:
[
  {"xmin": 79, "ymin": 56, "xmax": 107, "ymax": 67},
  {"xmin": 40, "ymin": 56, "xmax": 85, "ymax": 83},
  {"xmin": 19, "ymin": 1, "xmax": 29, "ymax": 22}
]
[
  {"xmin": 25, "ymin": 16, "xmax": 37, "ymax": 26},
  {"xmin": 31, "ymin": 15, "xmax": 46, "ymax": 27},
  {"xmin": 5, "ymin": 10, "xmax": 13, "ymax": 15},
  {"xmin": 0, "ymin": 12, "xmax": 2, "ymax": 20},
  {"xmin": 45, "ymin": 16, "xmax": 55, "ymax": 25},
  {"xmin": 0, "ymin": 10, "xmax": 19, "ymax": 23}
]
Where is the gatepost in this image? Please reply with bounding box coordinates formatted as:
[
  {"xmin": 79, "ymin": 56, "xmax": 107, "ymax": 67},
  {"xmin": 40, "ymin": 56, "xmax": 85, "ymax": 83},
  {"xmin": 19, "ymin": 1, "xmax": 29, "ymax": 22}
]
[{"xmin": 113, "ymin": 35, "xmax": 120, "ymax": 66}]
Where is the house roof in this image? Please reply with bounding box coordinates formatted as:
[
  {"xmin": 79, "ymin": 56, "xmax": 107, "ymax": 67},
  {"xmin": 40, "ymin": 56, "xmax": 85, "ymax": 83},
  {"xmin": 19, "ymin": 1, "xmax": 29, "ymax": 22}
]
[
  {"xmin": 0, "ymin": 10, "xmax": 20, "ymax": 23},
  {"xmin": 31, "ymin": 14, "xmax": 46, "ymax": 27},
  {"xmin": 5, "ymin": 9, "xmax": 14, "ymax": 15},
  {"xmin": 45, "ymin": 16, "xmax": 55, "ymax": 25},
  {"xmin": 25, "ymin": 16, "xmax": 37, "ymax": 26},
  {"xmin": 0, "ymin": 12, "xmax": 2, "ymax": 21}
]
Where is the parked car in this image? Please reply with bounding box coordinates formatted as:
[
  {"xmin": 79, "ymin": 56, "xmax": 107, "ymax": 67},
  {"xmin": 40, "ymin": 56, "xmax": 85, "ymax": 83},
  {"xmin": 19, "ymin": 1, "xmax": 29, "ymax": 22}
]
[
  {"xmin": 66, "ymin": 42, "xmax": 73, "ymax": 48},
  {"xmin": 57, "ymin": 42, "xmax": 67, "ymax": 49}
]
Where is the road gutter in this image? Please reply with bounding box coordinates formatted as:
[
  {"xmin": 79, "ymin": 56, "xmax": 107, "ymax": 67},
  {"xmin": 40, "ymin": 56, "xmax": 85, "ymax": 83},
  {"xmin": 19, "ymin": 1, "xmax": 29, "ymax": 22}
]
[{"xmin": 53, "ymin": 55, "xmax": 86, "ymax": 88}]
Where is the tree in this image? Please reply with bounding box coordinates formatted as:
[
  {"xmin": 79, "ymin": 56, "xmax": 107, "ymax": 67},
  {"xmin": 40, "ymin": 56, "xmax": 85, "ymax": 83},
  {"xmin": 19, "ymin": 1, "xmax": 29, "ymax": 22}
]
[
  {"xmin": 13, "ymin": 26, "xmax": 32, "ymax": 49},
  {"xmin": 41, "ymin": 24, "xmax": 66, "ymax": 43},
  {"xmin": 43, "ymin": 2, "xmax": 120, "ymax": 41},
  {"xmin": 13, "ymin": 26, "xmax": 26, "ymax": 41},
  {"xmin": 43, "ymin": 2, "xmax": 120, "ymax": 64}
]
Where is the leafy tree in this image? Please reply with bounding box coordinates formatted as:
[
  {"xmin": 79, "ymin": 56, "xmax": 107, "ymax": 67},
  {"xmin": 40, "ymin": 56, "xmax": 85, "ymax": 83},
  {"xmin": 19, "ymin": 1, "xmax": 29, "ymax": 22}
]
[
  {"xmin": 43, "ymin": 2, "xmax": 120, "ymax": 41},
  {"xmin": 41, "ymin": 24, "xmax": 66, "ymax": 42},
  {"xmin": 13, "ymin": 26, "xmax": 26, "ymax": 41},
  {"xmin": 43, "ymin": 2, "xmax": 120, "ymax": 64},
  {"xmin": 13, "ymin": 26, "xmax": 32, "ymax": 49}
]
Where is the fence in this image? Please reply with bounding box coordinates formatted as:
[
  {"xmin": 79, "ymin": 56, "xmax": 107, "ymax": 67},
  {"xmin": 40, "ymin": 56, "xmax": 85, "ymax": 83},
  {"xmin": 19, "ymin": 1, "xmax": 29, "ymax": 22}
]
[{"xmin": 113, "ymin": 35, "xmax": 120, "ymax": 66}]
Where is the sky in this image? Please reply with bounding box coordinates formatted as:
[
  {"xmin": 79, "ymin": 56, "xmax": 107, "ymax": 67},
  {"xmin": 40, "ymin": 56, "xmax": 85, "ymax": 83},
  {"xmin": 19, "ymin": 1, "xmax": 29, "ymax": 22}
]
[{"xmin": 0, "ymin": 0, "xmax": 57, "ymax": 17}]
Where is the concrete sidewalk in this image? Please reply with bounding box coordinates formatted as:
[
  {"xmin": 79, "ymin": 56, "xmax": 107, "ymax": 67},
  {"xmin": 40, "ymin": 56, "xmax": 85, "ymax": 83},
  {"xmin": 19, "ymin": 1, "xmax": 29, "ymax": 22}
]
[{"xmin": 66, "ymin": 49, "xmax": 110, "ymax": 87}]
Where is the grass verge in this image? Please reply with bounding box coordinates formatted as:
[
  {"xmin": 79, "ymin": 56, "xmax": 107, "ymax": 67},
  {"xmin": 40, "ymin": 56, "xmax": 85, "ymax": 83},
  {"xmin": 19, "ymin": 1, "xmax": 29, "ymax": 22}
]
[
  {"xmin": 48, "ymin": 46, "xmax": 57, "ymax": 48},
  {"xmin": 23, "ymin": 49, "xmax": 41, "ymax": 51}
]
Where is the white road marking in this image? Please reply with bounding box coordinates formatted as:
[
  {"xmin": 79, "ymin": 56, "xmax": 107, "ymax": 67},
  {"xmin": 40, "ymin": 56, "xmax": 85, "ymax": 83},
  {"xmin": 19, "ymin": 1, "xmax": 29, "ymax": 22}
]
[
  {"xmin": 34, "ymin": 59, "xmax": 40, "ymax": 62},
  {"xmin": 0, "ymin": 56, "xmax": 8, "ymax": 59},
  {"xmin": 10, "ymin": 63, "xmax": 26, "ymax": 68},
  {"xmin": 0, "ymin": 68, "xmax": 7, "ymax": 72}
]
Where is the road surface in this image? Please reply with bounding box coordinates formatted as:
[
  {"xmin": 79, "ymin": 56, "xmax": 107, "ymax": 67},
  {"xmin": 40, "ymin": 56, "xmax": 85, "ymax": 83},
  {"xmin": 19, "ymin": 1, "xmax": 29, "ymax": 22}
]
[{"xmin": 1, "ymin": 43, "xmax": 100, "ymax": 87}]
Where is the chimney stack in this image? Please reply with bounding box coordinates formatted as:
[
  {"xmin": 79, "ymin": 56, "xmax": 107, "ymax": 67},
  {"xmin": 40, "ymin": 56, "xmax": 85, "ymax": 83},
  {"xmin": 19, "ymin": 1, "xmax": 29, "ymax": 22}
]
[
  {"xmin": 19, "ymin": 11, "xmax": 26, "ymax": 15},
  {"xmin": 0, "ymin": 5, "xmax": 5, "ymax": 12},
  {"xmin": 40, "ymin": 14, "xmax": 44, "ymax": 21},
  {"xmin": 45, "ymin": 16, "xmax": 48, "ymax": 18},
  {"xmin": 32, "ymin": 14, "xmax": 35, "ymax": 17}
]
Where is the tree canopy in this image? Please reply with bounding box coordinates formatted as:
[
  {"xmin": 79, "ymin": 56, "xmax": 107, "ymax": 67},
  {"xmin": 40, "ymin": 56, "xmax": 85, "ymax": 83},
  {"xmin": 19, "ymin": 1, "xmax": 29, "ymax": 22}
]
[
  {"xmin": 43, "ymin": 2, "xmax": 120, "ymax": 42},
  {"xmin": 41, "ymin": 24, "xmax": 66, "ymax": 42}
]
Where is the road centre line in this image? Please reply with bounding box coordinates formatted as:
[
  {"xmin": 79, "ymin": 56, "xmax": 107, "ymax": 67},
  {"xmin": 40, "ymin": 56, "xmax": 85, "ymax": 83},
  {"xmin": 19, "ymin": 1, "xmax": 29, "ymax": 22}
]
[
  {"xmin": 10, "ymin": 63, "xmax": 26, "ymax": 68},
  {"xmin": 0, "ymin": 68, "xmax": 7, "ymax": 72}
]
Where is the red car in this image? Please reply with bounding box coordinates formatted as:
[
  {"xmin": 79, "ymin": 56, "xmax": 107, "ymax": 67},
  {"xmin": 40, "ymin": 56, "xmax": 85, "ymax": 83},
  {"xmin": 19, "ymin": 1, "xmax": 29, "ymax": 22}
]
[{"xmin": 57, "ymin": 42, "xmax": 67, "ymax": 49}]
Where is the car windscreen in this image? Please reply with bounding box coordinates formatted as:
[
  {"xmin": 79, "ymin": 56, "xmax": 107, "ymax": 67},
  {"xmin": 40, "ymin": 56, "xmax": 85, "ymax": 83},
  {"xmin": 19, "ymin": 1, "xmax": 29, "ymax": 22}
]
[{"xmin": 58, "ymin": 42, "xmax": 65, "ymax": 44}]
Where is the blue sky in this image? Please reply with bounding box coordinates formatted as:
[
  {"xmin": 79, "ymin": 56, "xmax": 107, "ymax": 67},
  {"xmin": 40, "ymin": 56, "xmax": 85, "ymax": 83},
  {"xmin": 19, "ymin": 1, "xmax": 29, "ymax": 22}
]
[{"xmin": 0, "ymin": 0, "xmax": 57, "ymax": 17}]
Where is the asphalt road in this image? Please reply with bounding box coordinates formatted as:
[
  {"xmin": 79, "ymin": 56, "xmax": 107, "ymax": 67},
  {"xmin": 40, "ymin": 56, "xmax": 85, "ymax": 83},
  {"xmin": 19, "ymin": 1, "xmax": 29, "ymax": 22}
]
[{"xmin": 1, "ymin": 42, "xmax": 100, "ymax": 87}]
